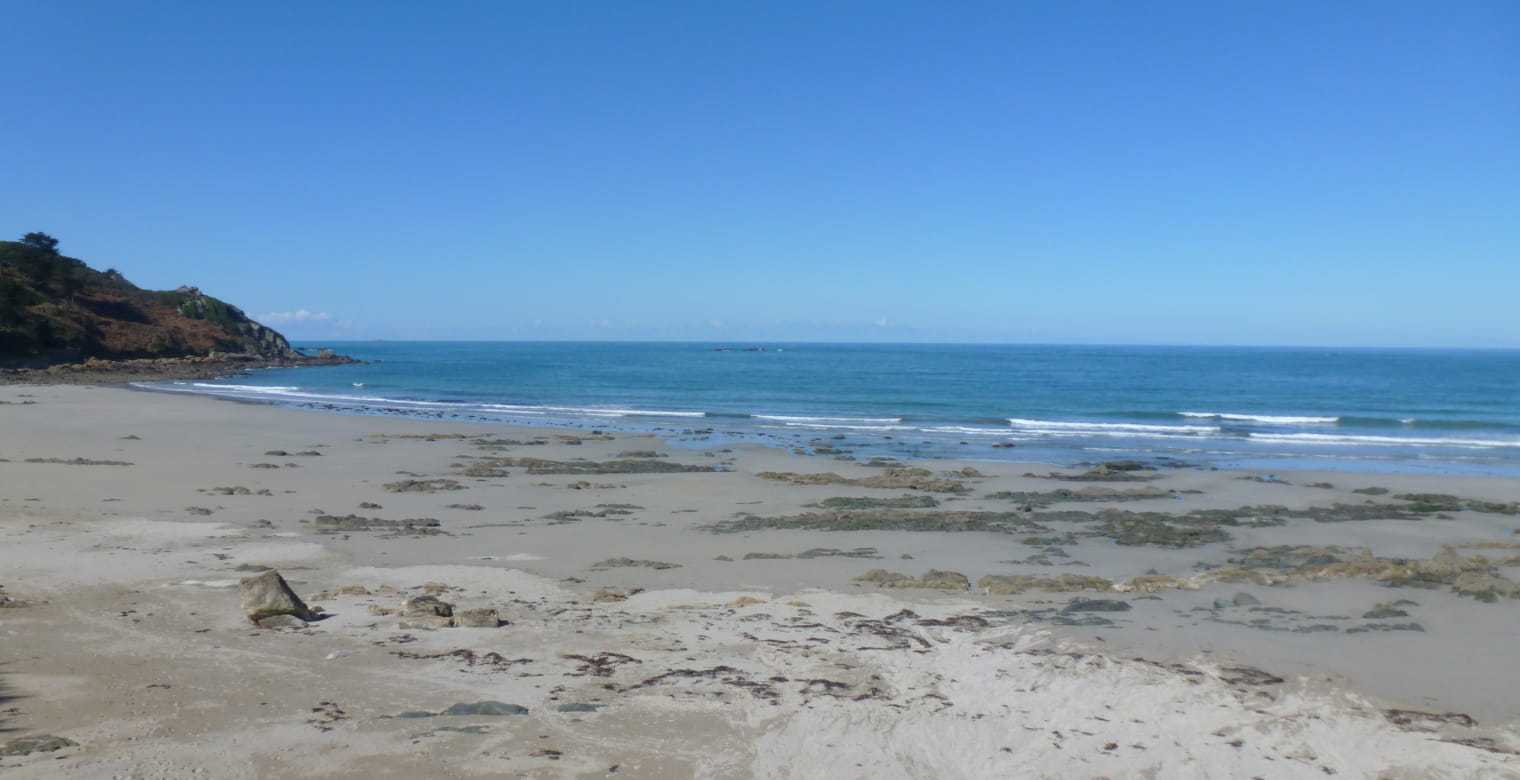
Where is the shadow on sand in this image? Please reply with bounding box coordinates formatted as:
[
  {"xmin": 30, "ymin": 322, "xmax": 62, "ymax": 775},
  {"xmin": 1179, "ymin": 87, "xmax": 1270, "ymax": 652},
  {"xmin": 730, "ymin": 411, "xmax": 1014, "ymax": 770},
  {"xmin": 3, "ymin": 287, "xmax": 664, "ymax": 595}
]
[{"xmin": 0, "ymin": 670, "xmax": 20, "ymax": 734}]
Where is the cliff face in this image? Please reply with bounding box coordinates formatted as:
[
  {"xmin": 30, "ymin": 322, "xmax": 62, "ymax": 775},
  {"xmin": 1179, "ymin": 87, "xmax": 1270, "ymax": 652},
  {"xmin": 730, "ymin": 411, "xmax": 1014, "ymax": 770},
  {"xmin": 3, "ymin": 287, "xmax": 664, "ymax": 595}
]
[
  {"xmin": 170, "ymin": 286, "xmax": 302, "ymax": 361},
  {"xmin": 0, "ymin": 241, "xmax": 304, "ymax": 366}
]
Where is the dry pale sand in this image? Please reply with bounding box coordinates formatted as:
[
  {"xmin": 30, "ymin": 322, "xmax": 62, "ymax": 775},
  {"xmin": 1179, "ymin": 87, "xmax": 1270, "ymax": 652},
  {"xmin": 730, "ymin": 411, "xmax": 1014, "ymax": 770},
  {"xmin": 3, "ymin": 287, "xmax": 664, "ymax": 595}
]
[{"xmin": 0, "ymin": 385, "xmax": 1517, "ymax": 778}]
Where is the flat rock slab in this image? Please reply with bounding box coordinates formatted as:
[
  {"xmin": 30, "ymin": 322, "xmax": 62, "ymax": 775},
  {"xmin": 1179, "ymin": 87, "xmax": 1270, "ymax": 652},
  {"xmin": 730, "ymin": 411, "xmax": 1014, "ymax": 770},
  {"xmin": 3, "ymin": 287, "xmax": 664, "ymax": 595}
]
[
  {"xmin": 1064, "ymin": 598, "xmax": 1132, "ymax": 612},
  {"xmin": 452, "ymin": 608, "xmax": 501, "ymax": 627},
  {"xmin": 1, "ymin": 735, "xmax": 78, "ymax": 756},
  {"xmin": 397, "ymin": 615, "xmax": 453, "ymax": 630},
  {"xmin": 411, "ymin": 726, "xmax": 489, "ymax": 739},
  {"xmin": 442, "ymin": 701, "xmax": 529, "ymax": 716}
]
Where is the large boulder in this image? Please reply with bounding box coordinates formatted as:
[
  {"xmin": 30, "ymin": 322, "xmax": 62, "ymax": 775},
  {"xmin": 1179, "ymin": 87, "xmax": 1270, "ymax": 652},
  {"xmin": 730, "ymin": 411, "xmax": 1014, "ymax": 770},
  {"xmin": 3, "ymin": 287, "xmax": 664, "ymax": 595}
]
[{"xmin": 239, "ymin": 570, "xmax": 315, "ymax": 624}]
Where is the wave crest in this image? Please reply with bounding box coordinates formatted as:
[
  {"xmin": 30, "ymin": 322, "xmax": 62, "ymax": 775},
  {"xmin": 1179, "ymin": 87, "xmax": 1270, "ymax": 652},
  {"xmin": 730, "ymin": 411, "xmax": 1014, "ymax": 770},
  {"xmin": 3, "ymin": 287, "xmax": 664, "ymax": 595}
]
[{"xmin": 1180, "ymin": 412, "xmax": 1339, "ymax": 424}]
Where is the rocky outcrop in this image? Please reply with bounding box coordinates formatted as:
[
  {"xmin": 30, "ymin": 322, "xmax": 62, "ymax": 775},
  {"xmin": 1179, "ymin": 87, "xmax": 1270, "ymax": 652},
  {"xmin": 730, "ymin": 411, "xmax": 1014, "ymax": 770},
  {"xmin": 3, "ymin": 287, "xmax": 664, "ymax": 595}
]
[
  {"xmin": 0, "ymin": 351, "xmax": 358, "ymax": 385},
  {"xmin": 979, "ymin": 573, "xmax": 1115, "ymax": 595},
  {"xmin": 172, "ymin": 286, "xmax": 301, "ymax": 360},
  {"xmin": 404, "ymin": 595, "xmax": 454, "ymax": 618},
  {"xmin": 0, "ymin": 240, "xmax": 357, "ymax": 373},
  {"xmin": 853, "ymin": 569, "xmax": 971, "ymax": 590}
]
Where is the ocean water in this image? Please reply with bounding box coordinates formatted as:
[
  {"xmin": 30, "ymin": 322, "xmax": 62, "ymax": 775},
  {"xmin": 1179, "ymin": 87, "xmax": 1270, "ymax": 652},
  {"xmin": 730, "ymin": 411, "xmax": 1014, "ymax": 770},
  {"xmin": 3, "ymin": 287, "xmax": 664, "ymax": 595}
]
[{"xmin": 138, "ymin": 342, "xmax": 1520, "ymax": 476}]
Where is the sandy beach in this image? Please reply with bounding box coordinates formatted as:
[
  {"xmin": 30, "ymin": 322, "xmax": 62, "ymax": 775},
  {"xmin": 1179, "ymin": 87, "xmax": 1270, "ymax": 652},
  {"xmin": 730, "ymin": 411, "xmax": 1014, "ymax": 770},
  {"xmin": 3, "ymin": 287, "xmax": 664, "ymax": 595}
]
[{"xmin": 1, "ymin": 384, "xmax": 1517, "ymax": 778}]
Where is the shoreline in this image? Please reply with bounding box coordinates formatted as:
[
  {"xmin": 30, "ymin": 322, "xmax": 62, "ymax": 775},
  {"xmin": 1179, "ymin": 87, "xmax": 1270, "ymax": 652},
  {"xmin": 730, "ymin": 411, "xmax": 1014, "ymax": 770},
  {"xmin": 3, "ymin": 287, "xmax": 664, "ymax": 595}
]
[
  {"xmin": 1, "ymin": 384, "xmax": 1517, "ymax": 776},
  {"xmin": 131, "ymin": 377, "xmax": 1520, "ymax": 480}
]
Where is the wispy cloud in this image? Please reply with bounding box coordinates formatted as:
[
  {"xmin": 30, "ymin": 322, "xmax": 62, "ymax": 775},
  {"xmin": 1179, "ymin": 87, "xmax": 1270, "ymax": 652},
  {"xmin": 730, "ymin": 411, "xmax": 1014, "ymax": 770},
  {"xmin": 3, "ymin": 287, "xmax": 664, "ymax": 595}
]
[{"xmin": 260, "ymin": 309, "xmax": 334, "ymax": 324}]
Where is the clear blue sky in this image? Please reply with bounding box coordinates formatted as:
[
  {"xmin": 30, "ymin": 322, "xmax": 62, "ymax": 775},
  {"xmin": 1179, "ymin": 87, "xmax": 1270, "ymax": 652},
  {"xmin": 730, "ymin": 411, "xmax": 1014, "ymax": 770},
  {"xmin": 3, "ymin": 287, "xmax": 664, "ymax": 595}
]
[{"xmin": 5, "ymin": 1, "xmax": 1516, "ymax": 346}]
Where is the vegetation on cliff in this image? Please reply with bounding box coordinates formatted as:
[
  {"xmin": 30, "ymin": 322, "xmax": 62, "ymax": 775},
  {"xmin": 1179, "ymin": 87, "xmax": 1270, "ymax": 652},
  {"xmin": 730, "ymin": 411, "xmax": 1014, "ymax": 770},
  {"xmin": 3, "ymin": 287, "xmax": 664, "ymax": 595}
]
[{"xmin": 0, "ymin": 234, "xmax": 303, "ymax": 366}]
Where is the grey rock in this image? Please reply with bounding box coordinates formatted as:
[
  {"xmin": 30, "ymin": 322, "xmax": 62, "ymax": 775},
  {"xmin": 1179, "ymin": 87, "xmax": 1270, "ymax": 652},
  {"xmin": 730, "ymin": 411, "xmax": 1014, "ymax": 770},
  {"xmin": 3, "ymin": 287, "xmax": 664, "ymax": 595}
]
[
  {"xmin": 453, "ymin": 608, "xmax": 501, "ymax": 628},
  {"xmin": 384, "ymin": 478, "xmax": 465, "ymax": 493},
  {"xmin": 239, "ymin": 570, "xmax": 314, "ymax": 624},
  {"xmin": 1452, "ymin": 571, "xmax": 1520, "ymax": 602},
  {"xmin": 314, "ymin": 514, "xmax": 442, "ymax": 534},
  {"xmin": 590, "ymin": 557, "xmax": 680, "ymax": 570},
  {"xmin": 442, "ymin": 701, "xmax": 529, "ymax": 716},
  {"xmin": 1385, "ymin": 708, "xmax": 1476, "ymax": 731},
  {"xmin": 1347, "ymin": 622, "xmax": 1425, "ymax": 634}
]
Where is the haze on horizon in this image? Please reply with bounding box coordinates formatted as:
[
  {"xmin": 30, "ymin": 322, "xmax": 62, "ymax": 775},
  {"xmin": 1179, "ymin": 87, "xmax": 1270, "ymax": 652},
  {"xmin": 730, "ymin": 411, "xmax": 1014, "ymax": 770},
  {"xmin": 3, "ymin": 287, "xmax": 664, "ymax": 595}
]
[{"xmin": 5, "ymin": 2, "xmax": 1516, "ymax": 348}]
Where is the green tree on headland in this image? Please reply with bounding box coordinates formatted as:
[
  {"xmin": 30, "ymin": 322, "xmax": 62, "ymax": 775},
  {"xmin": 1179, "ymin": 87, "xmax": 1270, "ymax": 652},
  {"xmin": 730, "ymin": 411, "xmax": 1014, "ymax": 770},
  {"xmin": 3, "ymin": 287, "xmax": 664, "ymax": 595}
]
[{"xmin": 19, "ymin": 232, "xmax": 59, "ymax": 253}]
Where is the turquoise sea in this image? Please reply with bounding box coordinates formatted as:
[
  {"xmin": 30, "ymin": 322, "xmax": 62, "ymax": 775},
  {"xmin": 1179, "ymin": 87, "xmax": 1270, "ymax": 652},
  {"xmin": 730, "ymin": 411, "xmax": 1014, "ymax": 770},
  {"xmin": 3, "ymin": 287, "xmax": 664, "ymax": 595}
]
[{"xmin": 139, "ymin": 342, "xmax": 1520, "ymax": 476}]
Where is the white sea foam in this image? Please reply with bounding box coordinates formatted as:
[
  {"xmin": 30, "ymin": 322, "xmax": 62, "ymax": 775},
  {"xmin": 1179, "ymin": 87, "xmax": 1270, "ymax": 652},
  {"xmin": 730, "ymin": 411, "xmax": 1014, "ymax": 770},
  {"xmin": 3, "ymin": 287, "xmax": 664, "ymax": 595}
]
[
  {"xmin": 165, "ymin": 384, "xmax": 707, "ymax": 420},
  {"xmin": 755, "ymin": 414, "xmax": 904, "ymax": 424},
  {"xmin": 1250, "ymin": 432, "xmax": 1520, "ymax": 449},
  {"xmin": 922, "ymin": 426, "xmax": 1022, "ymax": 437},
  {"xmin": 185, "ymin": 383, "xmax": 459, "ymax": 408},
  {"xmin": 1014, "ymin": 429, "xmax": 1215, "ymax": 442},
  {"xmin": 439, "ymin": 402, "xmax": 705, "ymax": 419},
  {"xmin": 766, "ymin": 422, "xmax": 914, "ymax": 433},
  {"xmin": 1007, "ymin": 418, "xmax": 1219, "ymax": 435},
  {"xmin": 537, "ymin": 406, "xmax": 705, "ymax": 418},
  {"xmin": 477, "ymin": 404, "xmax": 548, "ymax": 414},
  {"xmin": 1180, "ymin": 412, "xmax": 1339, "ymax": 424},
  {"xmin": 190, "ymin": 383, "xmax": 302, "ymax": 392}
]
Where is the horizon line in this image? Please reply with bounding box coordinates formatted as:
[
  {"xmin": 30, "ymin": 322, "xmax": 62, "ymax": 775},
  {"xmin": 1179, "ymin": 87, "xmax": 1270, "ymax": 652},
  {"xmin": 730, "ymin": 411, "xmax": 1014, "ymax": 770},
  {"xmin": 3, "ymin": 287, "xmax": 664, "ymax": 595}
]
[{"xmin": 285, "ymin": 338, "xmax": 1520, "ymax": 352}]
